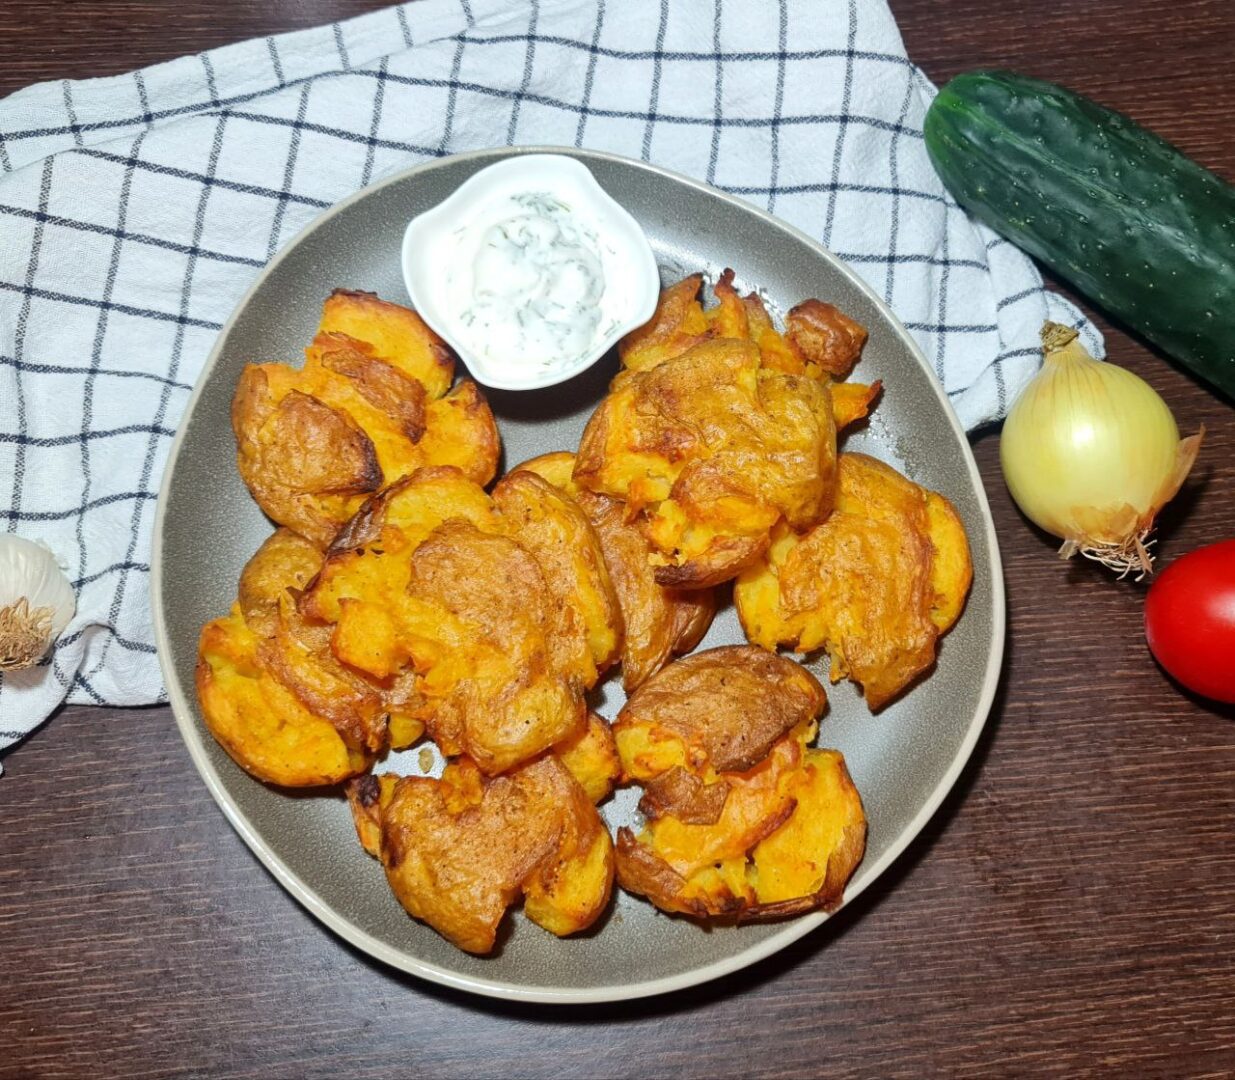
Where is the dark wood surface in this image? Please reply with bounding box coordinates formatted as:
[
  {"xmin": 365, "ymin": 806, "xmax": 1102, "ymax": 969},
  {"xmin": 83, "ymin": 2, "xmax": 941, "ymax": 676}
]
[{"xmin": 2, "ymin": 2, "xmax": 1234, "ymax": 1076}]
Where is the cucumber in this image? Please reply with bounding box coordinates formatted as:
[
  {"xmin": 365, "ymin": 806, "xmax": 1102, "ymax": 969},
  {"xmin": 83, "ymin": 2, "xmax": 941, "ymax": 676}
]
[{"xmin": 924, "ymin": 70, "xmax": 1235, "ymax": 401}]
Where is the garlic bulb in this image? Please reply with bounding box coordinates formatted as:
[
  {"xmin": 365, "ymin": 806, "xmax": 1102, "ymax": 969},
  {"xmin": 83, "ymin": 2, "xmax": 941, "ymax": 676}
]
[
  {"xmin": 0, "ymin": 535, "xmax": 76, "ymax": 671},
  {"xmin": 1000, "ymin": 323, "xmax": 1204, "ymax": 578}
]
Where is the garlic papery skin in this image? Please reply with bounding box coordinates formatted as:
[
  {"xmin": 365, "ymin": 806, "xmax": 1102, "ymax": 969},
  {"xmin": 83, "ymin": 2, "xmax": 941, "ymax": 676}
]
[
  {"xmin": 0, "ymin": 535, "xmax": 76, "ymax": 671},
  {"xmin": 999, "ymin": 323, "xmax": 1204, "ymax": 579}
]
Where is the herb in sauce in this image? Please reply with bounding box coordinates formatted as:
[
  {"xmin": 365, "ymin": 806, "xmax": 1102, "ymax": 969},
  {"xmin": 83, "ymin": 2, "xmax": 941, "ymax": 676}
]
[{"xmin": 447, "ymin": 190, "xmax": 609, "ymax": 373}]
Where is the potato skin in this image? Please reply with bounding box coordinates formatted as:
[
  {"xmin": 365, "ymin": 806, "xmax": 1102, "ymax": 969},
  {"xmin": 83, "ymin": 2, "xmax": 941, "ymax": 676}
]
[
  {"xmin": 319, "ymin": 288, "xmax": 455, "ymax": 399},
  {"xmin": 198, "ymin": 527, "xmax": 428, "ymax": 786},
  {"xmin": 615, "ymin": 727, "xmax": 867, "ymax": 921},
  {"xmin": 512, "ymin": 454, "xmax": 718, "ymax": 692},
  {"xmin": 346, "ymin": 756, "xmax": 614, "ymax": 954},
  {"xmin": 614, "ymin": 645, "xmax": 828, "ymax": 777},
  {"xmin": 232, "ymin": 292, "xmax": 499, "ymax": 546},
  {"xmin": 734, "ymin": 453, "xmax": 973, "ymax": 710},
  {"xmin": 575, "ymin": 338, "xmax": 837, "ymax": 589},
  {"xmin": 492, "ymin": 471, "xmax": 623, "ymax": 683},
  {"xmin": 617, "ymin": 269, "xmax": 869, "ymax": 385},
  {"xmin": 196, "ymin": 608, "xmax": 371, "ymax": 787},
  {"xmin": 554, "ymin": 712, "xmax": 621, "ymax": 804}
]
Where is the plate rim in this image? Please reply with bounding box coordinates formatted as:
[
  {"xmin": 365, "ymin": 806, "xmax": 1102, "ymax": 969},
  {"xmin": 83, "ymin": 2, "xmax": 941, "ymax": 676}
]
[{"xmin": 151, "ymin": 144, "xmax": 1006, "ymax": 1005}]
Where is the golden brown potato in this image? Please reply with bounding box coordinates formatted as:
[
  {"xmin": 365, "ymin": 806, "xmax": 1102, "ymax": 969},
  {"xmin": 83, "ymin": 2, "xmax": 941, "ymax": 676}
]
[
  {"xmin": 784, "ymin": 299, "xmax": 869, "ymax": 380},
  {"xmin": 346, "ymin": 755, "xmax": 614, "ymax": 954},
  {"xmin": 513, "ymin": 453, "xmax": 718, "ymax": 691},
  {"xmin": 492, "ymin": 471, "xmax": 622, "ymax": 683},
  {"xmin": 734, "ymin": 453, "xmax": 973, "ymax": 710},
  {"xmin": 302, "ymin": 466, "xmax": 629, "ymax": 775},
  {"xmin": 197, "ymin": 528, "xmax": 426, "ymax": 785},
  {"xmin": 610, "ymin": 645, "xmax": 865, "ymax": 920},
  {"xmin": 196, "ymin": 607, "xmax": 371, "ymax": 787},
  {"xmin": 232, "ymin": 292, "xmax": 499, "ymax": 546},
  {"xmin": 319, "ymin": 288, "xmax": 455, "ymax": 399},
  {"xmin": 401, "ymin": 520, "xmax": 585, "ymax": 774},
  {"xmin": 575, "ymin": 338, "xmax": 837, "ymax": 588},
  {"xmin": 831, "ymin": 380, "xmax": 883, "ymax": 433},
  {"xmin": 555, "ymin": 712, "xmax": 620, "ymax": 803},
  {"xmin": 615, "ymin": 736, "xmax": 865, "ymax": 920},
  {"xmin": 613, "ymin": 645, "xmax": 828, "ymax": 781},
  {"xmin": 618, "ymin": 270, "xmax": 869, "ymax": 385},
  {"xmin": 616, "ymin": 732, "xmax": 802, "ymax": 918},
  {"xmin": 617, "ymin": 273, "xmax": 710, "ymax": 372}
]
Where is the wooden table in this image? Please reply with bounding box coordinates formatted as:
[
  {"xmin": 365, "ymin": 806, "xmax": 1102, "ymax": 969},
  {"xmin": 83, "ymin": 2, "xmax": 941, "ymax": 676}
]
[{"xmin": 2, "ymin": 2, "xmax": 1233, "ymax": 1076}]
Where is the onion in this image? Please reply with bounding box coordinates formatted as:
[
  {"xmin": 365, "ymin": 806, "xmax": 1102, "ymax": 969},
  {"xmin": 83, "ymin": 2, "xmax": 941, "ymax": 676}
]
[{"xmin": 999, "ymin": 323, "xmax": 1204, "ymax": 578}]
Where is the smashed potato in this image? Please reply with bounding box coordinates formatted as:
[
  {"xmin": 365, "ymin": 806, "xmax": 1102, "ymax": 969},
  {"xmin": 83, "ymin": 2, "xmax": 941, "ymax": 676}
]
[
  {"xmin": 556, "ymin": 712, "xmax": 621, "ymax": 803},
  {"xmin": 735, "ymin": 453, "xmax": 973, "ymax": 710},
  {"xmin": 197, "ymin": 607, "xmax": 371, "ymax": 787},
  {"xmin": 347, "ymin": 755, "xmax": 614, "ymax": 954},
  {"xmin": 575, "ymin": 338, "xmax": 837, "ymax": 588},
  {"xmin": 619, "ymin": 270, "xmax": 868, "ymax": 382},
  {"xmin": 301, "ymin": 466, "xmax": 622, "ymax": 775},
  {"xmin": 197, "ymin": 528, "xmax": 424, "ymax": 786},
  {"xmin": 611, "ymin": 648, "xmax": 865, "ymax": 920},
  {"xmin": 513, "ymin": 452, "xmax": 717, "ymax": 690},
  {"xmin": 613, "ymin": 645, "xmax": 828, "ymax": 780},
  {"xmin": 233, "ymin": 290, "xmax": 499, "ymax": 546}
]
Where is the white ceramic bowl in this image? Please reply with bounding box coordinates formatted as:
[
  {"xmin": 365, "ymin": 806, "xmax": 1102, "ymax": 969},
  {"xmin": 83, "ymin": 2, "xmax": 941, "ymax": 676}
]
[{"xmin": 401, "ymin": 154, "xmax": 659, "ymax": 391}]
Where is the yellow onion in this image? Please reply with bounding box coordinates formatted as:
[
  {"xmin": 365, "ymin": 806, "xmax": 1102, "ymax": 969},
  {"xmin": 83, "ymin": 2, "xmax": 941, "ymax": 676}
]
[{"xmin": 1000, "ymin": 323, "xmax": 1203, "ymax": 578}]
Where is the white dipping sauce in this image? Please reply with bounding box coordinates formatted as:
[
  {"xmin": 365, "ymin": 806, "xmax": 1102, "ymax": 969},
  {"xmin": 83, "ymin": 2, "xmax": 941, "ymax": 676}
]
[
  {"xmin": 402, "ymin": 155, "xmax": 660, "ymax": 391},
  {"xmin": 443, "ymin": 191, "xmax": 624, "ymax": 376}
]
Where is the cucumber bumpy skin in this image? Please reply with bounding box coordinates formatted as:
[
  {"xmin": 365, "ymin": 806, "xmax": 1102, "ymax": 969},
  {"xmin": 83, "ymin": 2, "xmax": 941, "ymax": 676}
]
[{"xmin": 924, "ymin": 70, "xmax": 1235, "ymax": 402}]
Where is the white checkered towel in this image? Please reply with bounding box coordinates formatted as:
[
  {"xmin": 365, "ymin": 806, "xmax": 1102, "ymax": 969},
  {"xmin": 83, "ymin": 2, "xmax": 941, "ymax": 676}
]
[{"xmin": 0, "ymin": 0, "xmax": 1100, "ymax": 761}]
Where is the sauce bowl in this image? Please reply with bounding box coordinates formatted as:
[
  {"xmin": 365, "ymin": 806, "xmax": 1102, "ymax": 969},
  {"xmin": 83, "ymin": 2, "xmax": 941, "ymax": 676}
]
[{"xmin": 402, "ymin": 154, "xmax": 659, "ymax": 391}]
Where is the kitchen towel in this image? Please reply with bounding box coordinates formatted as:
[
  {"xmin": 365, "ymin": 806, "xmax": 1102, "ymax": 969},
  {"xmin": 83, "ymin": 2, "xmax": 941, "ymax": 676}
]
[{"xmin": 0, "ymin": 0, "xmax": 1100, "ymax": 760}]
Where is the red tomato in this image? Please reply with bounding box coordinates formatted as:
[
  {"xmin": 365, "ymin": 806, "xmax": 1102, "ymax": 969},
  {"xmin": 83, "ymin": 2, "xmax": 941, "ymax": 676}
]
[{"xmin": 1144, "ymin": 539, "xmax": 1235, "ymax": 704}]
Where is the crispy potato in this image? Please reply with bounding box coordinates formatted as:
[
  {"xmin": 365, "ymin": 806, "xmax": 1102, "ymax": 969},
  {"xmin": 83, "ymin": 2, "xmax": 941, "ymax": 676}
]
[
  {"xmin": 232, "ymin": 293, "xmax": 499, "ymax": 545},
  {"xmin": 319, "ymin": 289, "xmax": 454, "ymax": 399},
  {"xmin": 615, "ymin": 721, "xmax": 866, "ymax": 921},
  {"xmin": 237, "ymin": 528, "xmax": 324, "ymax": 638},
  {"xmin": 346, "ymin": 755, "xmax": 614, "ymax": 954},
  {"xmin": 618, "ymin": 273, "xmax": 710, "ymax": 372},
  {"xmin": 492, "ymin": 471, "xmax": 622, "ymax": 683},
  {"xmin": 401, "ymin": 520, "xmax": 585, "ymax": 774},
  {"xmin": 302, "ymin": 466, "xmax": 628, "ymax": 775},
  {"xmin": 784, "ymin": 299, "xmax": 868, "ymax": 380},
  {"xmin": 613, "ymin": 646, "xmax": 828, "ymax": 780},
  {"xmin": 831, "ymin": 380, "xmax": 883, "ymax": 433},
  {"xmin": 926, "ymin": 491, "xmax": 973, "ymax": 632},
  {"xmin": 555, "ymin": 712, "xmax": 620, "ymax": 803},
  {"xmin": 513, "ymin": 453, "xmax": 718, "ymax": 690},
  {"xmin": 197, "ymin": 528, "xmax": 428, "ymax": 785},
  {"xmin": 618, "ymin": 270, "xmax": 869, "ymax": 384},
  {"xmin": 575, "ymin": 338, "xmax": 837, "ymax": 588},
  {"xmin": 735, "ymin": 453, "xmax": 973, "ymax": 710},
  {"xmin": 743, "ymin": 747, "xmax": 866, "ymax": 917},
  {"xmin": 197, "ymin": 608, "xmax": 371, "ymax": 787},
  {"xmin": 610, "ymin": 645, "xmax": 864, "ymax": 920}
]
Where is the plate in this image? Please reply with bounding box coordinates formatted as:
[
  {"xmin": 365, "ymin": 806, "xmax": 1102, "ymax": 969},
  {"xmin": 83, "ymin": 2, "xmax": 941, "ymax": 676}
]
[{"xmin": 152, "ymin": 146, "xmax": 1004, "ymax": 1004}]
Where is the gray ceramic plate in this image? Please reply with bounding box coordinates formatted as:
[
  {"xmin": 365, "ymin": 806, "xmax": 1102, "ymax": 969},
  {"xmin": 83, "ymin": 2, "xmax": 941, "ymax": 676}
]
[{"xmin": 153, "ymin": 146, "xmax": 1004, "ymax": 1004}]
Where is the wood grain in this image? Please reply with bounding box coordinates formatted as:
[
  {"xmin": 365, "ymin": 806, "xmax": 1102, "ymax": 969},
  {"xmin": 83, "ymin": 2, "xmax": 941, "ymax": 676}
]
[{"xmin": 2, "ymin": 2, "xmax": 1234, "ymax": 1077}]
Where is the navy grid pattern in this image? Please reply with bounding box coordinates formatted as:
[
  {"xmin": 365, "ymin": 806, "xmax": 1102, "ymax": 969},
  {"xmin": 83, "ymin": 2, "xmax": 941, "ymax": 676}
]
[{"xmin": 0, "ymin": 0, "xmax": 1099, "ymax": 754}]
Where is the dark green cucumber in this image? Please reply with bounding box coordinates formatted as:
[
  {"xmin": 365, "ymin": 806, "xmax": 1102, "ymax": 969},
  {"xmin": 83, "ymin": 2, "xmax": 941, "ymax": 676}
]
[{"xmin": 924, "ymin": 70, "xmax": 1235, "ymax": 401}]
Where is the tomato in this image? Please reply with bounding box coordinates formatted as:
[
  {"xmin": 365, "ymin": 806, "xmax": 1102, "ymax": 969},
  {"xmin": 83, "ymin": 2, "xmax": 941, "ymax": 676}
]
[{"xmin": 1144, "ymin": 539, "xmax": 1235, "ymax": 704}]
